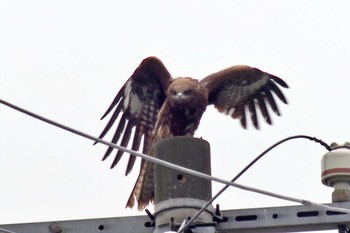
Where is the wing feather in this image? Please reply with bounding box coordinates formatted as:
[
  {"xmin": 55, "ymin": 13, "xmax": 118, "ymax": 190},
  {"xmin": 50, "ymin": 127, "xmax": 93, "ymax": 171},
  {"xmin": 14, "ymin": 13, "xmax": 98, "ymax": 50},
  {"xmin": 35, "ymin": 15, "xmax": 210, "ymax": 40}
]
[
  {"xmin": 267, "ymin": 80, "xmax": 288, "ymax": 104},
  {"xmin": 110, "ymin": 120, "xmax": 134, "ymax": 169},
  {"xmin": 95, "ymin": 99, "xmax": 124, "ymax": 144},
  {"xmin": 97, "ymin": 56, "xmax": 172, "ymax": 174},
  {"xmin": 200, "ymin": 65, "xmax": 288, "ymax": 129},
  {"xmin": 247, "ymin": 99, "xmax": 258, "ymax": 129},
  {"xmin": 239, "ymin": 106, "xmax": 247, "ymax": 129},
  {"xmin": 264, "ymin": 88, "xmax": 280, "ymax": 116},
  {"xmin": 125, "ymin": 125, "xmax": 142, "ymax": 175},
  {"xmin": 257, "ymin": 94, "xmax": 272, "ymax": 125},
  {"xmin": 101, "ymin": 114, "xmax": 127, "ymax": 161}
]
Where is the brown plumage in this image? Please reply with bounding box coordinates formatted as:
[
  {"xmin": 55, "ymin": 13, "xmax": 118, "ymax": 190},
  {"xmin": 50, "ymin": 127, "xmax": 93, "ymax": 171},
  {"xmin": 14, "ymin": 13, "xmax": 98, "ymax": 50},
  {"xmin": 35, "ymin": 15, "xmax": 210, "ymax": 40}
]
[{"xmin": 97, "ymin": 56, "xmax": 289, "ymax": 210}]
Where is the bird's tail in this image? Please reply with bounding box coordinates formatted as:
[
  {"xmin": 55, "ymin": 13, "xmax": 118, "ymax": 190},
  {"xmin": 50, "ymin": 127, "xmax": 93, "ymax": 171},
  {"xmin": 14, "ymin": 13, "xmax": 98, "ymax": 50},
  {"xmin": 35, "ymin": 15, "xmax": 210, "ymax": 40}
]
[{"xmin": 126, "ymin": 160, "xmax": 155, "ymax": 210}]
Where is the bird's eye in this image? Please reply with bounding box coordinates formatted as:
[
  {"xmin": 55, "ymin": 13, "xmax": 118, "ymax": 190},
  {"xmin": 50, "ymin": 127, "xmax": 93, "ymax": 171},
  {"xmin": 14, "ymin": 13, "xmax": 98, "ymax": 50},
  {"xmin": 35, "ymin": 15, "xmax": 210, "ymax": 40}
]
[{"xmin": 169, "ymin": 89, "xmax": 177, "ymax": 95}]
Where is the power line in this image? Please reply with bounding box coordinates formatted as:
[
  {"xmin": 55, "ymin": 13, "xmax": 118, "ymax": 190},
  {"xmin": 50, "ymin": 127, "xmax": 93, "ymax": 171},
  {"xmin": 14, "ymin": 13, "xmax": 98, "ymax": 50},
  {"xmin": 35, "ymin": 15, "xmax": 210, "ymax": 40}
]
[
  {"xmin": 0, "ymin": 98, "xmax": 318, "ymax": 204},
  {"xmin": 0, "ymin": 227, "xmax": 18, "ymax": 233},
  {"xmin": 1, "ymin": 98, "xmax": 350, "ymax": 230},
  {"xmin": 179, "ymin": 135, "xmax": 333, "ymax": 233}
]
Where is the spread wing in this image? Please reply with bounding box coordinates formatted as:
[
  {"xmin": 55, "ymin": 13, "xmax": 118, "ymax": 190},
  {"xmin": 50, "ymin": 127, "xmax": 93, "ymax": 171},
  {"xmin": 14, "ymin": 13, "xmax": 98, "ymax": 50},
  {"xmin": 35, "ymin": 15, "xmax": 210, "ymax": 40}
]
[
  {"xmin": 97, "ymin": 56, "xmax": 173, "ymax": 175},
  {"xmin": 200, "ymin": 65, "xmax": 288, "ymax": 129}
]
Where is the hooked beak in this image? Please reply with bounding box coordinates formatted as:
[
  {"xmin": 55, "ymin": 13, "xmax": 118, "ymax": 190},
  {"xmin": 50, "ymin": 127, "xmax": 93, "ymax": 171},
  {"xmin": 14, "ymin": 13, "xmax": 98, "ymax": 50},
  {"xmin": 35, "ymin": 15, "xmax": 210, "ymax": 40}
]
[{"xmin": 175, "ymin": 92, "xmax": 185, "ymax": 103}]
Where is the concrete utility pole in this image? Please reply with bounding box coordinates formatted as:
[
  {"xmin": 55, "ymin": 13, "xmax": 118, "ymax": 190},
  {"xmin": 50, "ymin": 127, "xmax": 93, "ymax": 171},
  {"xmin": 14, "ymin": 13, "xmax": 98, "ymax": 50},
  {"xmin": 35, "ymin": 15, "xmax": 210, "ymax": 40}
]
[
  {"xmin": 2, "ymin": 137, "xmax": 350, "ymax": 233},
  {"xmin": 153, "ymin": 136, "xmax": 216, "ymax": 233}
]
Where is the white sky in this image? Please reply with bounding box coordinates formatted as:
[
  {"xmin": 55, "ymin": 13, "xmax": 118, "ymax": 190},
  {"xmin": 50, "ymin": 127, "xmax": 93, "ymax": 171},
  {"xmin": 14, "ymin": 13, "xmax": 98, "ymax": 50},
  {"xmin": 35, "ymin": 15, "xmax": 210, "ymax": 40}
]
[{"xmin": 1, "ymin": 1, "xmax": 350, "ymax": 232}]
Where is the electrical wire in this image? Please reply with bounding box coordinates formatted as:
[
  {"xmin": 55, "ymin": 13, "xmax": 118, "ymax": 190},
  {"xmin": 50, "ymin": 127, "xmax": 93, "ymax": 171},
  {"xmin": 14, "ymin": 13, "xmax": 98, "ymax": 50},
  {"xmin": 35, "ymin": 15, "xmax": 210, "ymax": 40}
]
[
  {"xmin": 2, "ymin": 98, "xmax": 350, "ymax": 230},
  {"xmin": 178, "ymin": 139, "xmax": 349, "ymax": 232},
  {"xmin": 0, "ymin": 98, "xmax": 325, "ymax": 204},
  {"xmin": 332, "ymin": 146, "xmax": 350, "ymax": 151},
  {"xmin": 0, "ymin": 99, "xmax": 304, "ymax": 203},
  {"xmin": 178, "ymin": 135, "xmax": 332, "ymax": 232},
  {"xmin": 0, "ymin": 227, "xmax": 18, "ymax": 233}
]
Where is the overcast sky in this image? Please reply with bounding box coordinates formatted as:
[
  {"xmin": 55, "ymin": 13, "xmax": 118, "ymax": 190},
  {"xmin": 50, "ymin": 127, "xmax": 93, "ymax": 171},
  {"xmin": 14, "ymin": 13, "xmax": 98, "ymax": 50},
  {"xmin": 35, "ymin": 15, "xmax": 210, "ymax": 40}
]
[{"xmin": 1, "ymin": 1, "xmax": 350, "ymax": 232}]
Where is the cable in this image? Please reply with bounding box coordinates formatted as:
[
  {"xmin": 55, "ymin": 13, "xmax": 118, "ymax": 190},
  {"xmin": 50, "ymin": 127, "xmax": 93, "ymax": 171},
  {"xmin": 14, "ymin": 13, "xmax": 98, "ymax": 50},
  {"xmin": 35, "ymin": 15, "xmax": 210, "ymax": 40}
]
[
  {"xmin": 178, "ymin": 135, "xmax": 331, "ymax": 232},
  {"xmin": 0, "ymin": 227, "xmax": 18, "ymax": 233},
  {"xmin": 179, "ymin": 141, "xmax": 350, "ymax": 232},
  {"xmin": 2, "ymin": 99, "xmax": 350, "ymax": 228},
  {"xmin": 331, "ymin": 146, "xmax": 350, "ymax": 151},
  {"xmin": 0, "ymin": 98, "xmax": 325, "ymax": 204}
]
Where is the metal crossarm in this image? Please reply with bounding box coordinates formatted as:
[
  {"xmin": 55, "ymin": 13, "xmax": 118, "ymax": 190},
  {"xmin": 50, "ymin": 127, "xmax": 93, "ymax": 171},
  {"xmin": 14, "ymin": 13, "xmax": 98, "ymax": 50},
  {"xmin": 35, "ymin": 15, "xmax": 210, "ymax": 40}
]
[
  {"xmin": 216, "ymin": 201, "xmax": 350, "ymax": 233},
  {"xmin": 1, "ymin": 202, "xmax": 350, "ymax": 233}
]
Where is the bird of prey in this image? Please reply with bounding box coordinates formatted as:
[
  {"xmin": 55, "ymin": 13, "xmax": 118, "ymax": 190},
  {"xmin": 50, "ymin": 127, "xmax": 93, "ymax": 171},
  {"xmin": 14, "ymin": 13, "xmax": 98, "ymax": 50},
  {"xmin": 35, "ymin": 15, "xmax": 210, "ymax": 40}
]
[{"xmin": 97, "ymin": 56, "xmax": 288, "ymax": 210}]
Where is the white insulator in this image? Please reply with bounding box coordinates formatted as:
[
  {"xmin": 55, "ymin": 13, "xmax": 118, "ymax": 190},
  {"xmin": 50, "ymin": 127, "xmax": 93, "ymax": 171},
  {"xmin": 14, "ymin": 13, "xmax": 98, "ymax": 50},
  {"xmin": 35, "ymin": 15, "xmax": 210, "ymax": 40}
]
[
  {"xmin": 321, "ymin": 149, "xmax": 350, "ymax": 187},
  {"xmin": 321, "ymin": 147, "xmax": 350, "ymax": 202}
]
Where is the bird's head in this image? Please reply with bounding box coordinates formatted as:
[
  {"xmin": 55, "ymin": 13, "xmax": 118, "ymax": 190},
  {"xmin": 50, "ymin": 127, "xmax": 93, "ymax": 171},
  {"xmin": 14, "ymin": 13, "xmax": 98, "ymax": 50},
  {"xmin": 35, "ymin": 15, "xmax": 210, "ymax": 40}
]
[{"xmin": 167, "ymin": 77, "xmax": 208, "ymax": 108}]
